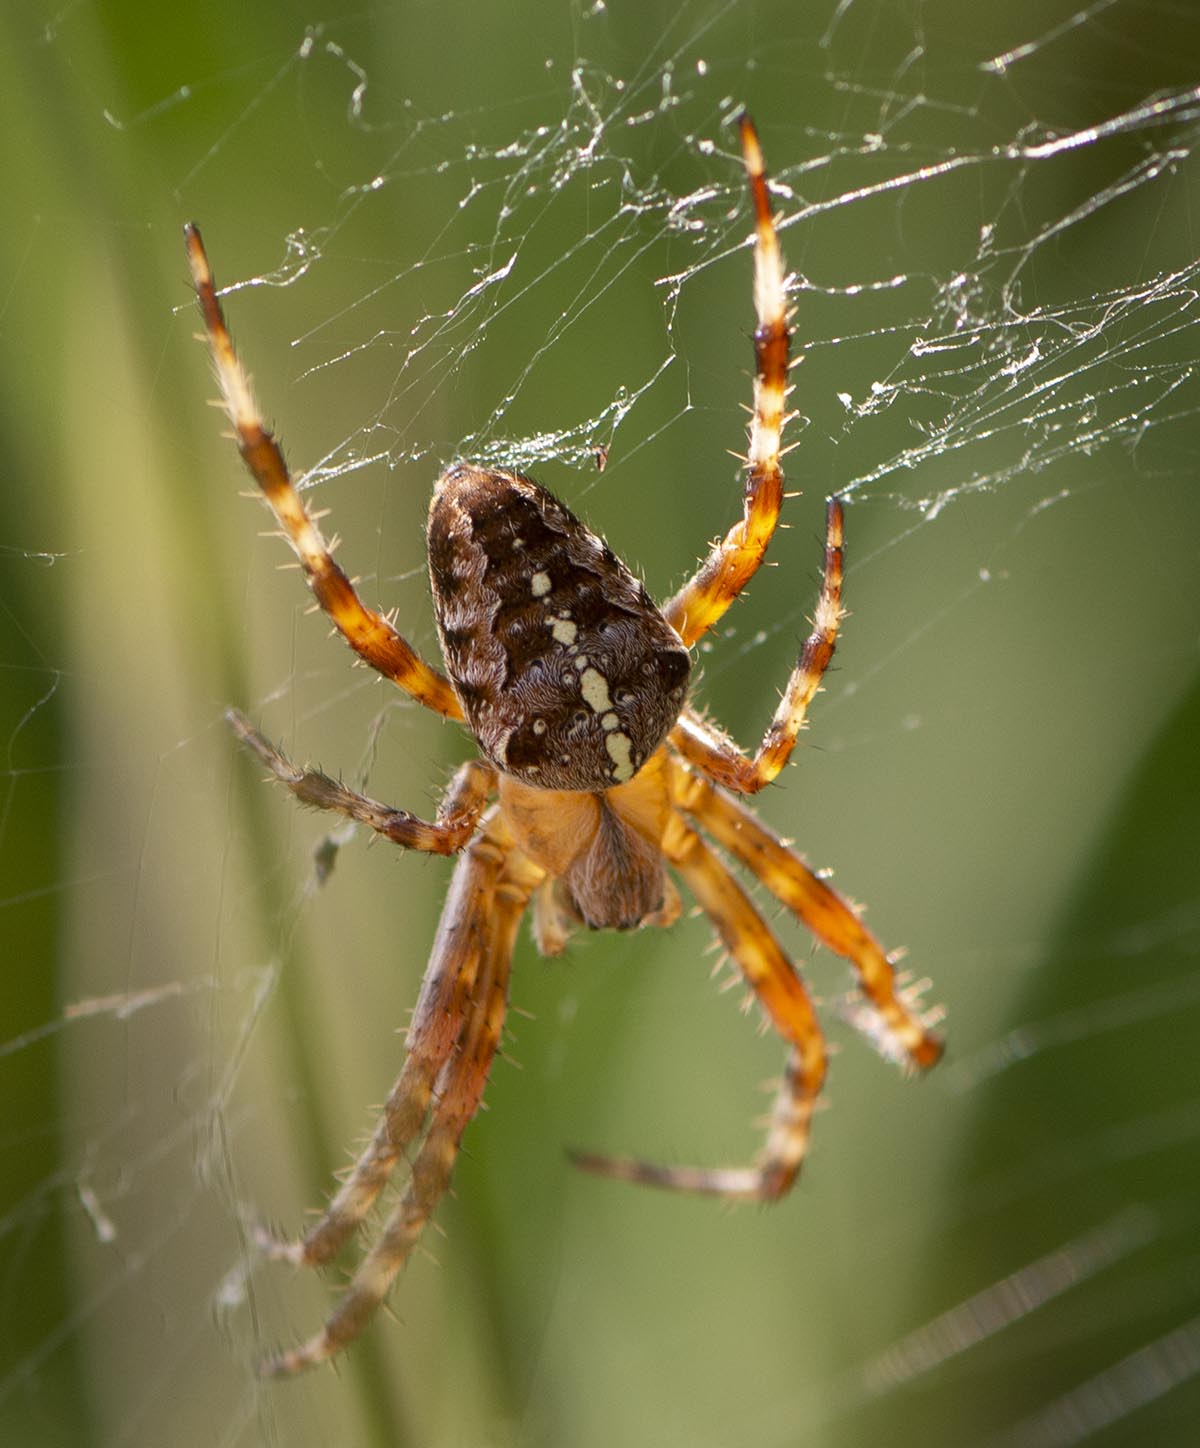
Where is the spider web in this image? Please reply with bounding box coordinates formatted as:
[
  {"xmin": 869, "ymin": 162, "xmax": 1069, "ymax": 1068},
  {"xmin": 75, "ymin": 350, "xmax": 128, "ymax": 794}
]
[{"xmin": 2, "ymin": 1, "xmax": 1200, "ymax": 1445}]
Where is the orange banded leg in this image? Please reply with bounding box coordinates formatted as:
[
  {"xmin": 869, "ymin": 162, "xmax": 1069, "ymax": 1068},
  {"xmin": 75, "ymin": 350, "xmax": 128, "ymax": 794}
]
[
  {"xmin": 664, "ymin": 113, "xmax": 793, "ymax": 648},
  {"xmin": 259, "ymin": 823, "xmax": 518, "ymax": 1275},
  {"xmin": 671, "ymin": 496, "xmax": 844, "ymax": 794},
  {"xmin": 184, "ymin": 224, "xmax": 463, "ymax": 721},
  {"xmin": 260, "ymin": 851, "xmax": 533, "ymax": 1377},
  {"xmin": 670, "ymin": 760, "xmax": 944, "ymax": 1070},
  {"xmin": 228, "ymin": 709, "xmax": 493, "ymax": 856},
  {"xmin": 572, "ymin": 815, "xmax": 826, "ymax": 1201}
]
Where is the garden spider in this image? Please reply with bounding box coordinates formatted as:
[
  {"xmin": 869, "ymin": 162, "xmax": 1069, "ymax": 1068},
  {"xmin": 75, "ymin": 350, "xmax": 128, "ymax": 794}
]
[{"xmin": 186, "ymin": 115, "xmax": 943, "ymax": 1378}]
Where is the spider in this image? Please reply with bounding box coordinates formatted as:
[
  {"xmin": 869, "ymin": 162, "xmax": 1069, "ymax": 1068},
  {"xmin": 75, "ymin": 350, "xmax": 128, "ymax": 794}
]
[{"xmin": 186, "ymin": 114, "xmax": 943, "ymax": 1378}]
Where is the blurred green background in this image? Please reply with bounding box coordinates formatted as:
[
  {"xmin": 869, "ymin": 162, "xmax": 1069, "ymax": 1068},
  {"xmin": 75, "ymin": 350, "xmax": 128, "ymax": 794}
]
[{"xmin": 2, "ymin": 2, "xmax": 1199, "ymax": 1445}]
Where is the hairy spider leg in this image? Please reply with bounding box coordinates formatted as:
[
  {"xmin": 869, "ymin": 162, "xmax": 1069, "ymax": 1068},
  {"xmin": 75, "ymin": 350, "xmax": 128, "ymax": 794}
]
[
  {"xmin": 664, "ymin": 113, "xmax": 792, "ymax": 649},
  {"xmin": 572, "ymin": 815, "xmax": 826, "ymax": 1201},
  {"xmin": 671, "ymin": 496, "xmax": 844, "ymax": 794},
  {"xmin": 256, "ymin": 808, "xmax": 531, "ymax": 1278},
  {"xmin": 184, "ymin": 224, "xmax": 464, "ymax": 720},
  {"xmin": 670, "ymin": 759, "xmax": 944, "ymax": 1070},
  {"xmin": 227, "ymin": 710, "xmax": 493, "ymax": 857},
  {"xmin": 260, "ymin": 834, "xmax": 537, "ymax": 1377}
]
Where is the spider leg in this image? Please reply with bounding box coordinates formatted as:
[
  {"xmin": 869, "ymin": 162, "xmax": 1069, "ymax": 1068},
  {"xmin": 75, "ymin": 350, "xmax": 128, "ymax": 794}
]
[
  {"xmin": 664, "ymin": 114, "xmax": 792, "ymax": 649},
  {"xmin": 571, "ymin": 814, "xmax": 826, "ymax": 1202},
  {"xmin": 670, "ymin": 496, "xmax": 844, "ymax": 794},
  {"xmin": 258, "ymin": 820, "xmax": 528, "ymax": 1274},
  {"xmin": 260, "ymin": 846, "xmax": 536, "ymax": 1377},
  {"xmin": 184, "ymin": 224, "xmax": 463, "ymax": 721},
  {"xmin": 669, "ymin": 758, "xmax": 944, "ymax": 1069},
  {"xmin": 228, "ymin": 709, "xmax": 493, "ymax": 855}
]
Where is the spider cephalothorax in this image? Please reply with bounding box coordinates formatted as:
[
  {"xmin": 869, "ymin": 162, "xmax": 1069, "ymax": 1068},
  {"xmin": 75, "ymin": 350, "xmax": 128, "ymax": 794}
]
[{"xmin": 186, "ymin": 113, "xmax": 943, "ymax": 1379}]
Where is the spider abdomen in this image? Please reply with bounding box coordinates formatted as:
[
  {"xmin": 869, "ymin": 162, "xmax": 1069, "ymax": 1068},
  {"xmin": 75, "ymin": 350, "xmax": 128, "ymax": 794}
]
[{"xmin": 428, "ymin": 464, "xmax": 691, "ymax": 791}]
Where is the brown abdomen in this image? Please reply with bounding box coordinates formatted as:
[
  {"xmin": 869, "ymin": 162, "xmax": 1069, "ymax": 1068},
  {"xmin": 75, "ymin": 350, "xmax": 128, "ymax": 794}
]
[{"xmin": 427, "ymin": 464, "xmax": 690, "ymax": 792}]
